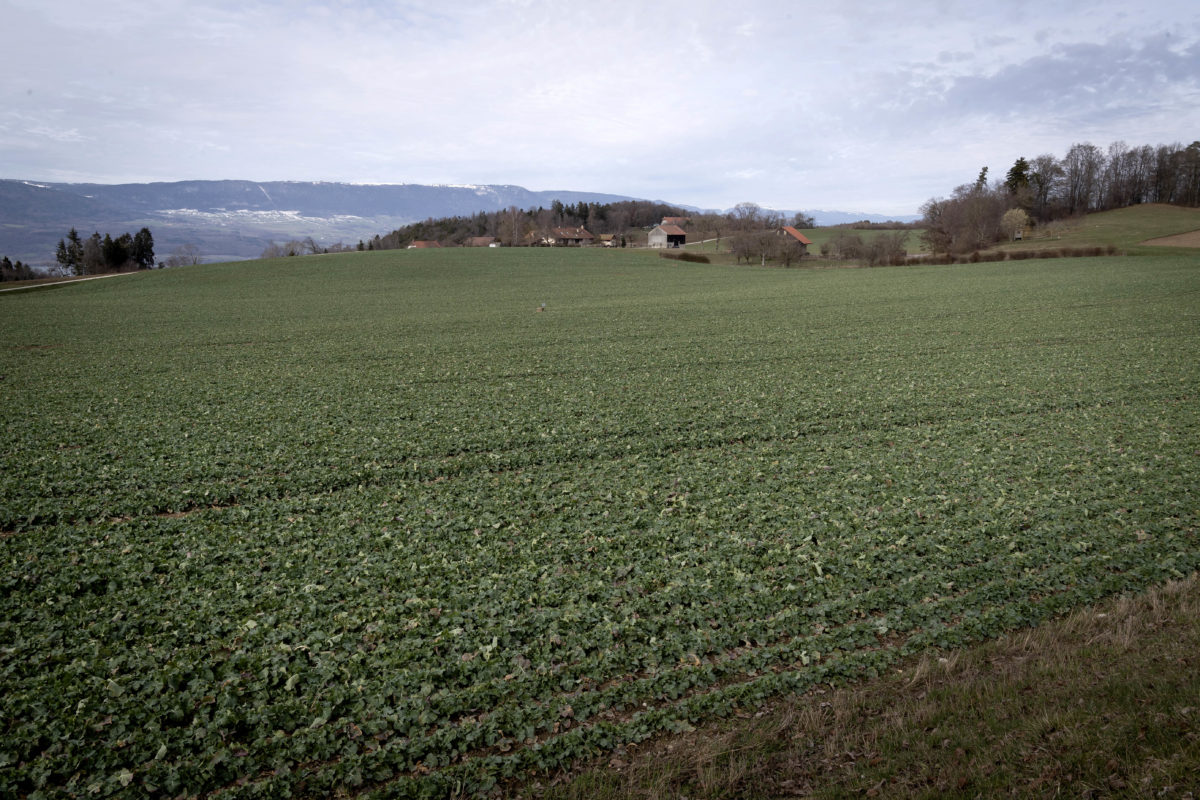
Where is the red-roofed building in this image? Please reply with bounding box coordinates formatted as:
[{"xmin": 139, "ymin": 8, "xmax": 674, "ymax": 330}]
[
  {"xmin": 407, "ymin": 240, "xmax": 442, "ymax": 249},
  {"xmin": 778, "ymin": 226, "xmax": 813, "ymax": 247},
  {"xmin": 776, "ymin": 226, "xmax": 812, "ymax": 264}
]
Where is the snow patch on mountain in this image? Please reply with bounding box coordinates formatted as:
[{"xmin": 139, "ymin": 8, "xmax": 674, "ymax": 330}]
[{"xmin": 159, "ymin": 208, "xmax": 367, "ymax": 223}]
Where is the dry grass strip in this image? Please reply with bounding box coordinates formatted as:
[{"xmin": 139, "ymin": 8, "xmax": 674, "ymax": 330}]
[{"xmin": 516, "ymin": 575, "xmax": 1200, "ymax": 799}]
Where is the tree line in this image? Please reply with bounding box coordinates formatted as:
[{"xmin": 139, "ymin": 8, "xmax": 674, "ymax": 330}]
[
  {"xmin": 55, "ymin": 227, "xmax": 156, "ymax": 275},
  {"xmin": 0, "ymin": 256, "xmax": 36, "ymax": 282},
  {"xmin": 721, "ymin": 207, "xmax": 911, "ymax": 267},
  {"xmin": 356, "ymin": 199, "xmax": 694, "ymax": 250},
  {"xmin": 345, "ymin": 199, "xmax": 825, "ymax": 263},
  {"xmin": 261, "ymin": 238, "xmax": 358, "ymax": 258},
  {"xmin": 921, "ymin": 139, "xmax": 1200, "ymax": 254}
]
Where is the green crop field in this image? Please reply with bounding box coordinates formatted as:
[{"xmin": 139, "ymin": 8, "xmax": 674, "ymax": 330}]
[
  {"xmin": 2, "ymin": 248, "xmax": 1198, "ymax": 798},
  {"xmin": 681, "ymin": 226, "xmax": 923, "ymax": 258}
]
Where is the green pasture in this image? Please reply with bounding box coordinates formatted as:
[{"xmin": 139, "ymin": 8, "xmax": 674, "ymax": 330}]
[
  {"xmin": 790, "ymin": 225, "xmax": 923, "ymax": 254},
  {"xmin": 682, "ymin": 227, "xmax": 923, "ymax": 259},
  {"xmin": 2, "ymin": 247, "xmax": 1198, "ymax": 797},
  {"xmin": 1013, "ymin": 203, "xmax": 1200, "ymax": 254}
]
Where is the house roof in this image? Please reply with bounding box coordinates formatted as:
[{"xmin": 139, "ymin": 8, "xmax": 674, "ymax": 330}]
[
  {"xmin": 408, "ymin": 240, "xmax": 442, "ymax": 248},
  {"xmin": 655, "ymin": 224, "xmax": 687, "ymax": 236},
  {"xmin": 552, "ymin": 227, "xmax": 594, "ymax": 239},
  {"xmin": 780, "ymin": 226, "xmax": 813, "ymax": 245},
  {"xmin": 466, "ymin": 236, "xmax": 498, "ymax": 247}
]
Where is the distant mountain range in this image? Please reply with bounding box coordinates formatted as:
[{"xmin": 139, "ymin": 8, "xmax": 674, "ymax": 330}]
[{"xmin": 0, "ymin": 179, "xmax": 918, "ymax": 264}]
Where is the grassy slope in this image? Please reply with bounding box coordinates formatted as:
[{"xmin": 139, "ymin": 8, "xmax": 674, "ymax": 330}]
[
  {"xmin": 1062, "ymin": 204, "xmax": 1200, "ymax": 252},
  {"xmin": 997, "ymin": 204, "xmax": 1200, "ymax": 256},
  {"xmin": 683, "ymin": 228, "xmax": 924, "ymax": 260},
  {"xmin": 790, "ymin": 227, "xmax": 923, "ymax": 255},
  {"xmin": 683, "ymin": 204, "xmax": 1200, "ymax": 262}
]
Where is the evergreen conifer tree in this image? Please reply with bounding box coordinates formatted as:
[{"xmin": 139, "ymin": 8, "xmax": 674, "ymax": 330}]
[{"xmin": 132, "ymin": 227, "xmax": 155, "ymax": 269}]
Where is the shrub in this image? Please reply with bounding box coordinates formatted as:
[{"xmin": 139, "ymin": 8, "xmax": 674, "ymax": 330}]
[
  {"xmin": 861, "ymin": 232, "xmax": 908, "ymax": 266},
  {"xmin": 658, "ymin": 251, "xmax": 710, "ymax": 264},
  {"xmin": 819, "ymin": 233, "xmax": 865, "ymax": 261}
]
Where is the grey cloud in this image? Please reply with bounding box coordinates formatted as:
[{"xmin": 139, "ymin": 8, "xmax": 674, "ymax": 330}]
[
  {"xmin": 937, "ymin": 51, "xmax": 974, "ymax": 65},
  {"xmin": 936, "ymin": 35, "xmax": 1200, "ymax": 120},
  {"xmin": 3, "ymin": 0, "xmax": 1198, "ymax": 215}
]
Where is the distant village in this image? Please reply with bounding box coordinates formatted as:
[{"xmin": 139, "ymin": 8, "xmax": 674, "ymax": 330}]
[
  {"xmin": 405, "ymin": 217, "xmax": 700, "ymax": 250},
  {"xmin": 249, "ymin": 199, "xmax": 905, "ymax": 265},
  {"xmin": 404, "ymin": 215, "xmax": 814, "ymax": 254}
]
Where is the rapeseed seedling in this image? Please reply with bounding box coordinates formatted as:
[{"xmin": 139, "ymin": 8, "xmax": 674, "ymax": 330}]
[{"xmin": 1, "ymin": 249, "xmax": 1197, "ymax": 797}]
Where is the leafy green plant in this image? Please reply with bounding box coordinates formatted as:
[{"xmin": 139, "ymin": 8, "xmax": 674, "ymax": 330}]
[{"xmin": 1, "ymin": 249, "xmax": 1197, "ymax": 797}]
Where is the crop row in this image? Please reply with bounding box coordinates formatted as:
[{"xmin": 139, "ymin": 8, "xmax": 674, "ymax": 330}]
[
  {"xmin": 2, "ymin": 251, "xmax": 1197, "ymax": 796},
  {"xmin": 3, "ymin": 394, "xmax": 1195, "ymax": 796}
]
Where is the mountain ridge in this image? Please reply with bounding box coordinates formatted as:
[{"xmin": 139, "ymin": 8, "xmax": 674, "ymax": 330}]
[{"xmin": 0, "ymin": 179, "xmax": 918, "ymax": 264}]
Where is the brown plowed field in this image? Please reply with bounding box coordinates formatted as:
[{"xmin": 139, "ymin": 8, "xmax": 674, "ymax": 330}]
[{"xmin": 1142, "ymin": 229, "xmax": 1200, "ymax": 247}]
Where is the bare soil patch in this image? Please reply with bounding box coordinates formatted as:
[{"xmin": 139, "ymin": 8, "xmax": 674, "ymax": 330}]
[{"xmin": 1143, "ymin": 229, "xmax": 1200, "ymax": 247}]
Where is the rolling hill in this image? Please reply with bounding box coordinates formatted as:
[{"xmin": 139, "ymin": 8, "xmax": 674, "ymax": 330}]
[
  {"xmin": 0, "ymin": 180, "xmax": 647, "ymax": 265},
  {"xmin": 0, "ymin": 179, "xmax": 918, "ymax": 267}
]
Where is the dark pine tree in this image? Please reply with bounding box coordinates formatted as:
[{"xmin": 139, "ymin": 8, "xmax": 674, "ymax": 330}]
[{"xmin": 132, "ymin": 227, "xmax": 155, "ymax": 269}]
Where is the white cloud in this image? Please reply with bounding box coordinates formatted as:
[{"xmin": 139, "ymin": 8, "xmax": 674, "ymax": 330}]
[{"xmin": 1, "ymin": 0, "xmax": 1197, "ymax": 213}]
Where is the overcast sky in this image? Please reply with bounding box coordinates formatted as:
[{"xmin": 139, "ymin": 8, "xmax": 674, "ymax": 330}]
[{"xmin": 2, "ymin": 0, "xmax": 1198, "ymax": 216}]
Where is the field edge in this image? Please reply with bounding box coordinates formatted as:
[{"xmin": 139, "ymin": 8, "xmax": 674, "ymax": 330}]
[{"xmin": 522, "ymin": 573, "xmax": 1200, "ymax": 799}]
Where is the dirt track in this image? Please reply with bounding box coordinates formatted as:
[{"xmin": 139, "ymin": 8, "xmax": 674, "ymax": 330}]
[
  {"xmin": 1142, "ymin": 230, "xmax": 1200, "ymax": 247},
  {"xmin": 0, "ymin": 272, "xmax": 133, "ymax": 293}
]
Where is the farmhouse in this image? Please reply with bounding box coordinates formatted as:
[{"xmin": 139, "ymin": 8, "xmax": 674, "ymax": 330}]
[
  {"xmin": 778, "ymin": 226, "xmax": 813, "ymax": 253},
  {"xmin": 407, "ymin": 240, "xmax": 442, "ymax": 249},
  {"xmin": 466, "ymin": 236, "xmax": 500, "ymax": 247},
  {"xmin": 648, "ymin": 224, "xmax": 687, "ymax": 249},
  {"xmin": 546, "ymin": 227, "xmax": 595, "ymax": 247}
]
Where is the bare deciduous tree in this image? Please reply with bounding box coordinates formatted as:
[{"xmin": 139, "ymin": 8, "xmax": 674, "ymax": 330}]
[
  {"xmin": 81, "ymin": 233, "xmax": 104, "ymax": 274},
  {"xmin": 920, "ymin": 180, "xmax": 1008, "ymax": 254},
  {"xmin": 861, "ymin": 232, "xmax": 908, "ymax": 266},
  {"xmin": 165, "ymin": 243, "xmax": 202, "ymax": 267},
  {"xmin": 729, "ymin": 202, "xmax": 764, "ymax": 230},
  {"xmin": 1060, "ymin": 142, "xmax": 1104, "ymax": 214},
  {"xmin": 1028, "ymin": 154, "xmax": 1063, "ymax": 221}
]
